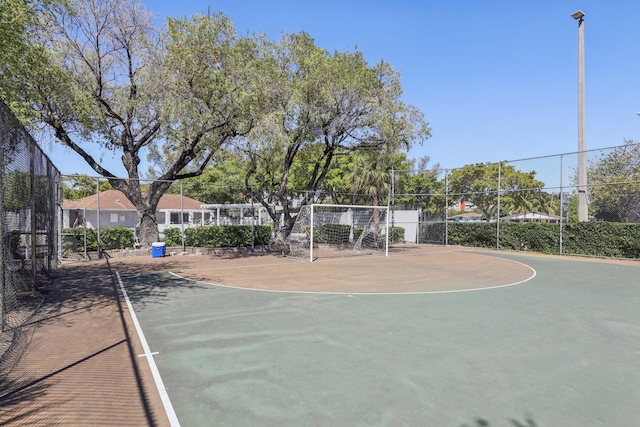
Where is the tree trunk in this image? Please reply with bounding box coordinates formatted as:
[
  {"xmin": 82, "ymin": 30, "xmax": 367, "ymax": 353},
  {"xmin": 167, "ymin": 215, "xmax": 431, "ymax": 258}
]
[{"xmin": 138, "ymin": 209, "xmax": 159, "ymax": 248}]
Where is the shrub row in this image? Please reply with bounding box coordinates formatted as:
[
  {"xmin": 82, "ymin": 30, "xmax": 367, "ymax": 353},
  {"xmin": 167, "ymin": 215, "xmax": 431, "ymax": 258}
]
[
  {"xmin": 440, "ymin": 221, "xmax": 640, "ymax": 258},
  {"xmin": 164, "ymin": 225, "xmax": 272, "ymax": 248},
  {"xmin": 62, "ymin": 226, "xmax": 135, "ymax": 253},
  {"xmin": 311, "ymin": 224, "xmax": 404, "ymax": 245}
]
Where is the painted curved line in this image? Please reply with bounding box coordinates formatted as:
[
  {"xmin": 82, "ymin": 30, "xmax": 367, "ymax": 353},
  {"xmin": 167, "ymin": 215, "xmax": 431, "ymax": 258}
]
[{"xmin": 166, "ymin": 253, "xmax": 537, "ymax": 296}]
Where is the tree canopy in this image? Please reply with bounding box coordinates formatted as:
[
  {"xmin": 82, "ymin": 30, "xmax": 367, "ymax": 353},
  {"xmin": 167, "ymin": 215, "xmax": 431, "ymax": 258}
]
[
  {"xmin": 588, "ymin": 140, "xmax": 640, "ymax": 222},
  {"xmin": 235, "ymin": 32, "xmax": 431, "ymax": 239},
  {"xmin": 8, "ymin": 0, "xmax": 270, "ymax": 246},
  {"xmin": 6, "ymin": 0, "xmax": 430, "ymax": 245},
  {"xmin": 447, "ymin": 162, "xmax": 544, "ymax": 221}
]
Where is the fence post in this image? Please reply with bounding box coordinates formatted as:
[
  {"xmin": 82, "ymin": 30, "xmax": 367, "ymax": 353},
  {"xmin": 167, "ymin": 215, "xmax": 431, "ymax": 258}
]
[
  {"xmin": 180, "ymin": 180, "xmax": 185, "ymax": 252},
  {"xmin": 559, "ymin": 154, "xmax": 564, "ymax": 255},
  {"xmin": 251, "ymin": 186, "xmax": 255, "ymax": 250},
  {"xmin": 391, "ymin": 166, "xmax": 395, "ymax": 244},
  {"xmin": 0, "ymin": 109, "xmax": 5, "ymax": 332},
  {"xmin": 96, "ymin": 178, "xmax": 101, "ymax": 259},
  {"xmin": 497, "ymin": 162, "xmax": 501, "ymax": 250},
  {"xmin": 30, "ymin": 130, "xmax": 36, "ymax": 289},
  {"xmin": 445, "ymin": 169, "xmax": 449, "ymax": 246}
]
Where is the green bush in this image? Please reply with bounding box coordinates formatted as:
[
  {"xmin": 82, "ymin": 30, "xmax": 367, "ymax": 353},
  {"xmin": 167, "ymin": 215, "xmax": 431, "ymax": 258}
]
[
  {"xmin": 62, "ymin": 226, "xmax": 135, "ymax": 252},
  {"xmin": 165, "ymin": 225, "xmax": 272, "ymax": 248},
  {"xmin": 313, "ymin": 224, "xmax": 351, "ymax": 244},
  {"xmin": 444, "ymin": 221, "xmax": 640, "ymax": 259},
  {"xmin": 163, "ymin": 228, "xmax": 182, "ymax": 246},
  {"xmin": 389, "ymin": 226, "xmax": 405, "ymax": 243}
]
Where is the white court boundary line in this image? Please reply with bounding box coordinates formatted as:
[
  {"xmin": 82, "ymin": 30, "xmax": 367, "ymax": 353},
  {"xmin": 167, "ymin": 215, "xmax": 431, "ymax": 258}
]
[
  {"xmin": 167, "ymin": 253, "xmax": 537, "ymax": 296},
  {"xmin": 116, "ymin": 272, "xmax": 181, "ymax": 427}
]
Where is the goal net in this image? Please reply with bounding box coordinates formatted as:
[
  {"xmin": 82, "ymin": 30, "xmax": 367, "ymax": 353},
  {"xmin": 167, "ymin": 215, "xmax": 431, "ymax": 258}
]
[{"xmin": 284, "ymin": 204, "xmax": 389, "ymax": 262}]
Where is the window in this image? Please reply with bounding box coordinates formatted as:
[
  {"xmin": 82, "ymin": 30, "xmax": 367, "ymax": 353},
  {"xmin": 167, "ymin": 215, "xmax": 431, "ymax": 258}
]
[{"xmin": 110, "ymin": 213, "xmax": 119, "ymax": 223}]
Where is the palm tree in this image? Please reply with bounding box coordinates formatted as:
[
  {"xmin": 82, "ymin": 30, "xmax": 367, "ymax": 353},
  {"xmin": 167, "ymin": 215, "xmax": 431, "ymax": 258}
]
[
  {"xmin": 347, "ymin": 153, "xmax": 391, "ymax": 244},
  {"xmin": 347, "ymin": 153, "xmax": 391, "ymax": 207}
]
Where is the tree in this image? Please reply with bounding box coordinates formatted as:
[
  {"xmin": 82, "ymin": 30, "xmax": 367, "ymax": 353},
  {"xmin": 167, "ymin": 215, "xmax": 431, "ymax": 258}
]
[
  {"xmin": 238, "ymin": 32, "xmax": 431, "ymax": 240},
  {"xmin": 172, "ymin": 150, "xmax": 250, "ymax": 204},
  {"xmin": 588, "ymin": 140, "xmax": 640, "ymax": 222},
  {"xmin": 448, "ymin": 162, "xmax": 544, "ymax": 221},
  {"xmin": 0, "ymin": 0, "xmax": 61, "ymax": 121},
  {"xmin": 347, "ymin": 152, "xmax": 391, "ymax": 207},
  {"xmin": 13, "ymin": 1, "xmax": 266, "ymax": 247},
  {"xmin": 395, "ymin": 155, "xmax": 442, "ymax": 213},
  {"xmin": 62, "ymin": 175, "xmax": 112, "ymax": 200}
]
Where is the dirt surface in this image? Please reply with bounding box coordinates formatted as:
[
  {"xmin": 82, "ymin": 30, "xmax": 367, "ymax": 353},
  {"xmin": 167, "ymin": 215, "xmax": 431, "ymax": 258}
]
[
  {"xmin": 108, "ymin": 245, "xmax": 535, "ymax": 293},
  {"xmin": 0, "ymin": 258, "xmax": 170, "ymax": 427}
]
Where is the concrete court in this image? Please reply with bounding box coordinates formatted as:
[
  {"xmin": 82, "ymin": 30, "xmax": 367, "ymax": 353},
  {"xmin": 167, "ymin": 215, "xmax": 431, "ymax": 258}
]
[{"xmin": 120, "ymin": 250, "xmax": 640, "ymax": 427}]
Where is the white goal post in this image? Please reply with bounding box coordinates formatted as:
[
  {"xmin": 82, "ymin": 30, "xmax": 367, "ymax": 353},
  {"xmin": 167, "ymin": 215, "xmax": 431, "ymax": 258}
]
[{"xmin": 284, "ymin": 204, "xmax": 389, "ymax": 262}]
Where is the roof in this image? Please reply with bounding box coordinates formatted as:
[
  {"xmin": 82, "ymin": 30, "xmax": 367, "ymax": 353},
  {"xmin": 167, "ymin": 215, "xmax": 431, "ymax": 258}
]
[
  {"xmin": 501, "ymin": 212, "xmax": 562, "ymax": 220},
  {"xmin": 62, "ymin": 189, "xmax": 204, "ymax": 211},
  {"xmin": 452, "ymin": 212, "xmax": 483, "ymax": 218}
]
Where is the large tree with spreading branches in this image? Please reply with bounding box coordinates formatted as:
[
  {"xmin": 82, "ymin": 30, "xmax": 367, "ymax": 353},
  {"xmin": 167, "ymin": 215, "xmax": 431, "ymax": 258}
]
[
  {"xmin": 12, "ymin": 0, "xmax": 269, "ymax": 246},
  {"xmin": 236, "ymin": 32, "xmax": 431, "ymax": 240}
]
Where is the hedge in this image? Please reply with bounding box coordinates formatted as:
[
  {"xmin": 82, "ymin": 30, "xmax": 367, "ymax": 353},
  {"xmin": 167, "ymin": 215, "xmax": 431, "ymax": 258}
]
[
  {"xmin": 164, "ymin": 225, "xmax": 272, "ymax": 248},
  {"xmin": 62, "ymin": 226, "xmax": 135, "ymax": 253},
  {"xmin": 441, "ymin": 221, "xmax": 640, "ymax": 258}
]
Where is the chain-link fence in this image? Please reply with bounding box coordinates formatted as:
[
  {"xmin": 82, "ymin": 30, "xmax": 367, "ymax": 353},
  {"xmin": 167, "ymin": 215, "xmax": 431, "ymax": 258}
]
[
  {"xmin": 58, "ymin": 141, "xmax": 640, "ymax": 260},
  {"xmin": 390, "ymin": 142, "xmax": 640, "ymax": 258},
  {"xmin": 1, "ymin": 101, "xmax": 60, "ymax": 361},
  {"xmin": 59, "ymin": 174, "xmax": 398, "ymax": 258}
]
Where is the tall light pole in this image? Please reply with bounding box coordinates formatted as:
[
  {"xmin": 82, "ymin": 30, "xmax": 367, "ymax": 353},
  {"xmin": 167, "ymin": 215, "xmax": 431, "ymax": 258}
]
[{"xmin": 572, "ymin": 10, "xmax": 588, "ymax": 222}]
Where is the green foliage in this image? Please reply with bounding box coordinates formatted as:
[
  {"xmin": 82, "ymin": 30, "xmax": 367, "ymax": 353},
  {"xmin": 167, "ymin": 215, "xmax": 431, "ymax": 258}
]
[
  {"xmin": 62, "ymin": 227, "xmax": 136, "ymax": 254},
  {"xmin": 390, "ymin": 226, "xmax": 405, "ymax": 243},
  {"xmin": 313, "ymin": 224, "xmax": 351, "ymax": 244},
  {"xmin": 2, "ymin": 170, "xmax": 50, "ymax": 212},
  {"xmin": 443, "ymin": 221, "xmax": 640, "ymax": 258},
  {"xmin": 448, "ymin": 163, "xmax": 544, "ymax": 221},
  {"xmin": 63, "ymin": 176, "xmax": 112, "ymax": 200},
  {"xmin": 173, "ymin": 152, "xmax": 252, "ymax": 204},
  {"xmin": 163, "ymin": 228, "xmax": 183, "ymax": 247},
  {"xmin": 447, "ymin": 222, "xmax": 498, "ymax": 248},
  {"xmin": 587, "ymin": 141, "xmax": 640, "ymax": 222},
  {"xmin": 165, "ymin": 225, "xmax": 271, "ymax": 248},
  {"xmin": 240, "ymin": 31, "xmax": 431, "ymax": 233}
]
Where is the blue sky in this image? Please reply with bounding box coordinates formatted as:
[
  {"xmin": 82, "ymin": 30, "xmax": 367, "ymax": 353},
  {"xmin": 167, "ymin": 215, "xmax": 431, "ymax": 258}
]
[{"xmin": 50, "ymin": 0, "xmax": 640, "ymax": 177}]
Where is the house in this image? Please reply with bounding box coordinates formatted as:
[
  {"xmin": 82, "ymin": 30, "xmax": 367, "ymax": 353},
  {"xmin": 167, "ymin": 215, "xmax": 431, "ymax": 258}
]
[
  {"xmin": 449, "ymin": 212, "xmax": 484, "ymax": 222},
  {"xmin": 62, "ymin": 190, "xmax": 210, "ymax": 232},
  {"xmin": 500, "ymin": 212, "xmax": 563, "ymax": 223}
]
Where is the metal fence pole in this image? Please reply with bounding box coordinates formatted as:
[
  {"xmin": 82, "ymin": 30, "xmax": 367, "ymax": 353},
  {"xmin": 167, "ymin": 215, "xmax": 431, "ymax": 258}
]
[
  {"xmin": 180, "ymin": 180, "xmax": 185, "ymax": 252},
  {"xmin": 251, "ymin": 186, "xmax": 255, "ymax": 250},
  {"xmin": 391, "ymin": 167, "xmax": 395, "ymax": 244},
  {"xmin": 0, "ymin": 112, "xmax": 5, "ymax": 332},
  {"xmin": 445, "ymin": 169, "xmax": 449, "ymax": 246},
  {"xmin": 29, "ymin": 131, "xmax": 36, "ymax": 288},
  {"xmin": 497, "ymin": 162, "xmax": 501, "ymax": 250},
  {"xmin": 559, "ymin": 154, "xmax": 564, "ymax": 255},
  {"xmin": 96, "ymin": 177, "xmax": 100, "ymax": 259}
]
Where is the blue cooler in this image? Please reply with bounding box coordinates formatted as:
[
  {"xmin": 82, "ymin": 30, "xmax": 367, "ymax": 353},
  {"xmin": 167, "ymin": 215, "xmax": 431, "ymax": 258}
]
[{"xmin": 151, "ymin": 242, "xmax": 166, "ymax": 258}]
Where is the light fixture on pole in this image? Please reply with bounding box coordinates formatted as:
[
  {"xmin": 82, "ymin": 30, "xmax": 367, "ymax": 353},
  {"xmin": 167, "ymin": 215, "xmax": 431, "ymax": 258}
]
[{"xmin": 572, "ymin": 10, "xmax": 588, "ymax": 222}]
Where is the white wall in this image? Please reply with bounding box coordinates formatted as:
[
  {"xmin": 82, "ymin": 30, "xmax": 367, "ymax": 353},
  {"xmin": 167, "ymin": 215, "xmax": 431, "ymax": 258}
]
[{"xmin": 391, "ymin": 210, "xmax": 420, "ymax": 243}]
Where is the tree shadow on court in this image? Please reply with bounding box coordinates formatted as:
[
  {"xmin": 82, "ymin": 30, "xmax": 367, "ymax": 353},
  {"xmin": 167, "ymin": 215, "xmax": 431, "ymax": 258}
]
[
  {"xmin": 0, "ymin": 257, "xmax": 162, "ymax": 426},
  {"xmin": 460, "ymin": 414, "xmax": 537, "ymax": 427}
]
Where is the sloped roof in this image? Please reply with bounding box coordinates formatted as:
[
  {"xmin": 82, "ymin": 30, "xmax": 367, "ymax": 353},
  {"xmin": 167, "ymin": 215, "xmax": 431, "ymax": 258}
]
[
  {"xmin": 501, "ymin": 212, "xmax": 562, "ymax": 220},
  {"xmin": 62, "ymin": 189, "xmax": 204, "ymax": 211}
]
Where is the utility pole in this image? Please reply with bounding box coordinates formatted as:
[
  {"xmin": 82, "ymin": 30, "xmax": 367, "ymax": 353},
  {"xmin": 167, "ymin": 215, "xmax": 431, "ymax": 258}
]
[{"xmin": 572, "ymin": 10, "xmax": 588, "ymax": 222}]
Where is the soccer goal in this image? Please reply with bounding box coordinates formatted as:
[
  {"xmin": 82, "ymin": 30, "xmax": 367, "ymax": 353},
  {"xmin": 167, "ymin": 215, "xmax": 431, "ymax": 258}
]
[{"xmin": 284, "ymin": 204, "xmax": 389, "ymax": 262}]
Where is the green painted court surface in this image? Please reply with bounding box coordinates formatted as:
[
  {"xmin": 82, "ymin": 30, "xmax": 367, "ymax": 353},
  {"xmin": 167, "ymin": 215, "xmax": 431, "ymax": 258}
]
[{"xmin": 120, "ymin": 251, "xmax": 640, "ymax": 426}]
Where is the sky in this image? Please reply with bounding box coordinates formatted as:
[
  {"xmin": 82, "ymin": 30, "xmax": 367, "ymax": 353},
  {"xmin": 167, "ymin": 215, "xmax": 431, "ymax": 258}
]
[{"xmin": 48, "ymin": 0, "xmax": 640, "ymax": 179}]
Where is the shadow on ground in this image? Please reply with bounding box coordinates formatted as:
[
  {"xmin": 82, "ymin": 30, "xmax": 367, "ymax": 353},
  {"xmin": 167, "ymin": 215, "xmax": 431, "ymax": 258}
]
[{"xmin": 0, "ymin": 256, "xmax": 168, "ymax": 426}]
